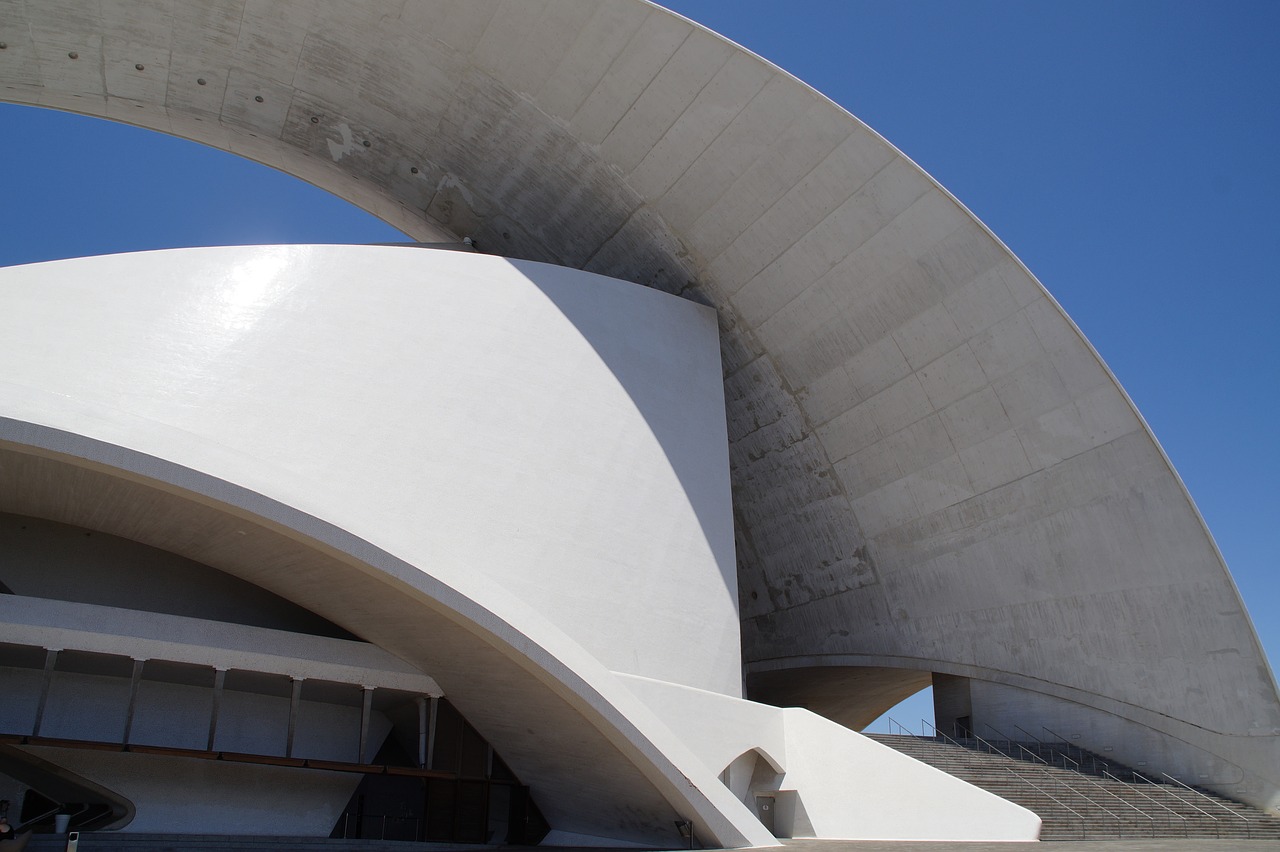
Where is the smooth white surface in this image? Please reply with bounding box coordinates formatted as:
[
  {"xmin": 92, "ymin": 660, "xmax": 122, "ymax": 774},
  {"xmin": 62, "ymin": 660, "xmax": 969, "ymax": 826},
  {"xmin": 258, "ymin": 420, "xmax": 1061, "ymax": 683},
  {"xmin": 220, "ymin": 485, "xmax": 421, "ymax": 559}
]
[
  {"xmin": 19, "ymin": 747, "xmax": 360, "ymax": 835},
  {"xmin": 0, "ymin": 244, "xmax": 738, "ymax": 698},
  {"xmin": 620, "ymin": 674, "xmax": 1040, "ymax": 841},
  {"xmin": 0, "ymin": 595, "xmax": 442, "ymax": 694},
  {"xmin": 0, "ymin": 245, "xmax": 767, "ymax": 847}
]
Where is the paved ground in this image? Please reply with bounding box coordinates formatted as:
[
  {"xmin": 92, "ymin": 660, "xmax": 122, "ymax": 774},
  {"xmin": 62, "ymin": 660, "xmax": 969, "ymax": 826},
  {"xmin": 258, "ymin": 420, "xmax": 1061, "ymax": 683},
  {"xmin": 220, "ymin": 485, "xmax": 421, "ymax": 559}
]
[
  {"xmin": 773, "ymin": 842, "xmax": 1280, "ymax": 852},
  {"xmin": 22, "ymin": 838, "xmax": 1280, "ymax": 851}
]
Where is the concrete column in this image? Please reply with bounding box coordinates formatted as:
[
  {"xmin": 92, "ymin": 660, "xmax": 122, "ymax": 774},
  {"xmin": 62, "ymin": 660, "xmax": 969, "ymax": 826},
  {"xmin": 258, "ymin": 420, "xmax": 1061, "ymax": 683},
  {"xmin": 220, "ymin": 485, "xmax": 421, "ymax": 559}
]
[
  {"xmin": 416, "ymin": 696, "xmax": 428, "ymax": 768},
  {"xmin": 427, "ymin": 696, "xmax": 439, "ymax": 770},
  {"xmin": 207, "ymin": 667, "xmax": 227, "ymax": 751},
  {"xmin": 286, "ymin": 677, "xmax": 304, "ymax": 758},
  {"xmin": 122, "ymin": 658, "xmax": 146, "ymax": 745},
  {"xmin": 31, "ymin": 648, "xmax": 60, "ymax": 736},
  {"xmin": 358, "ymin": 685, "xmax": 374, "ymax": 764}
]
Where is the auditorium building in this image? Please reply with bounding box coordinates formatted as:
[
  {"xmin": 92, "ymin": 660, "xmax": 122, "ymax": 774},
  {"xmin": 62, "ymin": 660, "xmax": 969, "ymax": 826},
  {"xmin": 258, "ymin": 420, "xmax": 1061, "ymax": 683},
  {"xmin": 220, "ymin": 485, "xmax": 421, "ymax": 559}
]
[{"xmin": 0, "ymin": 1, "xmax": 1276, "ymax": 846}]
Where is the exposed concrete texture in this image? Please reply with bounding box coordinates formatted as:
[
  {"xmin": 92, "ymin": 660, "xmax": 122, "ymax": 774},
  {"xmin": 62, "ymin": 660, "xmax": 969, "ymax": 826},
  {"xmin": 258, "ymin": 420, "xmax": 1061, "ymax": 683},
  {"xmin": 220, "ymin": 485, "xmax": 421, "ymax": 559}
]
[{"xmin": 0, "ymin": 0, "xmax": 1276, "ymax": 823}]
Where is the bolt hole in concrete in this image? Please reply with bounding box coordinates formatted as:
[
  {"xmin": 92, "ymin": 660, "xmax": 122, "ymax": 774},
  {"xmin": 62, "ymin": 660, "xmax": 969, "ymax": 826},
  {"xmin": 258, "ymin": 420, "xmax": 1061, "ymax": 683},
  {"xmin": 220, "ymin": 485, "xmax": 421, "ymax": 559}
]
[
  {"xmin": 135, "ymin": 63, "xmax": 144, "ymax": 70},
  {"xmin": 254, "ymin": 95, "xmax": 264, "ymax": 103}
]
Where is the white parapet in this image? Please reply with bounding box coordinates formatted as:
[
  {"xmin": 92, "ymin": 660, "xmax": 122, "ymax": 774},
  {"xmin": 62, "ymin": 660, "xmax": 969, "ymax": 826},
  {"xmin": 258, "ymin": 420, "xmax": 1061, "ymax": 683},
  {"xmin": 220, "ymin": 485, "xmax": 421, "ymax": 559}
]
[{"xmin": 619, "ymin": 674, "xmax": 1041, "ymax": 842}]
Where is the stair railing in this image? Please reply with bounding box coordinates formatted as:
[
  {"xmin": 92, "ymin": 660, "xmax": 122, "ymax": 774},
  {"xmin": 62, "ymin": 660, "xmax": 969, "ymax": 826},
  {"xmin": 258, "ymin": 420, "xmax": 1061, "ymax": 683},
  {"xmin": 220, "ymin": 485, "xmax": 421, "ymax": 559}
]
[
  {"xmin": 1033, "ymin": 761, "xmax": 1130, "ymax": 830},
  {"xmin": 1130, "ymin": 771, "xmax": 1219, "ymax": 837},
  {"xmin": 1007, "ymin": 767, "xmax": 1087, "ymax": 840},
  {"xmin": 943, "ymin": 721, "xmax": 1131, "ymax": 830},
  {"xmin": 983, "ymin": 723, "xmax": 1071, "ymax": 771},
  {"xmin": 1161, "ymin": 772, "xmax": 1251, "ymax": 835},
  {"xmin": 882, "ymin": 716, "xmax": 914, "ymax": 737},
  {"xmin": 1065, "ymin": 767, "xmax": 1158, "ymax": 837},
  {"xmin": 1013, "ymin": 723, "xmax": 1045, "ymax": 745},
  {"xmin": 1001, "ymin": 738, "xmax": 1156, "ymax": 837},
  {"xmin": 931, "ymin": 719, "xmax": 1048, "ymax": 769},
  {"xmin": 966, "ymin": 728, "xmax": 1010, "ymax": 759},
  {"xmin": 921, "ymin": 718, "xmax": 981, "ymax": 753},
  {"xmin": 1101, "ymin": 769, "xmax": 1189, "ymax": 837},
  {"xmin": 1042, "ymin": 724, "xmax": 1108, "ymax": 774}
]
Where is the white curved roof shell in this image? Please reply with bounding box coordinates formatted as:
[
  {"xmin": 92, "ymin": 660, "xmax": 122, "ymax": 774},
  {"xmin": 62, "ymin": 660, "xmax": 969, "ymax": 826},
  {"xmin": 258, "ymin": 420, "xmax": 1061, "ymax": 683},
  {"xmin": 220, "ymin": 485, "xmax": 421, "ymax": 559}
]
[{"xmin": 0, "ymin": 0, "xmax": 1276, "ymax": 816}]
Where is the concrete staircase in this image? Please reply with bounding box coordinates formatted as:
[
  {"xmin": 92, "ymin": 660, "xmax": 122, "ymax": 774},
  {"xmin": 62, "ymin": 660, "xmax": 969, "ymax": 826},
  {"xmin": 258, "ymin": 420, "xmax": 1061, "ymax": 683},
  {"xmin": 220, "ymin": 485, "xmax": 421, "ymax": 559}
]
[{"xmin": 868, "ymin": 733, "xmax": 1280, "ymax": 841}]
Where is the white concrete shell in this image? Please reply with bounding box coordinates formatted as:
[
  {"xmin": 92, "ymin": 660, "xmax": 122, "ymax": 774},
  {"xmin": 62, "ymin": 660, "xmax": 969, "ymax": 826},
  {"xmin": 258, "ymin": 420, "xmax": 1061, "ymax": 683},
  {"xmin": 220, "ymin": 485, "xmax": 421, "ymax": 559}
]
[
  {"xmin": 0, "ymin": 0, "xmax": 1276, "ymax": 826},
  {"xmin": 0, "ymin": 245, "xmax": 1038, "ymax": 843}
]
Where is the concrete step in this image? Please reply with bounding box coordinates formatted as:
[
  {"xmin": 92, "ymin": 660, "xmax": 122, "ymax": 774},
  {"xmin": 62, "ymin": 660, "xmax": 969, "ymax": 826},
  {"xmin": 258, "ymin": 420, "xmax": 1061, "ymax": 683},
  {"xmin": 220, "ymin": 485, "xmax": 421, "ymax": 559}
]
[{"xmin": 867, "ymin": 733, "xmax": 1280, "ymax": 840}]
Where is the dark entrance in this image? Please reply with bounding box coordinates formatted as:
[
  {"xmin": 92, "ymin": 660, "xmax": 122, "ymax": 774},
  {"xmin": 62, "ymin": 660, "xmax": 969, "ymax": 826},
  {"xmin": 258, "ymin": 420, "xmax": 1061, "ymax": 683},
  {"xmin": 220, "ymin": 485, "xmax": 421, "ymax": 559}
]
[{"xmin": 331, "ymin": 699, "xmax": 548, "ymax": 844}]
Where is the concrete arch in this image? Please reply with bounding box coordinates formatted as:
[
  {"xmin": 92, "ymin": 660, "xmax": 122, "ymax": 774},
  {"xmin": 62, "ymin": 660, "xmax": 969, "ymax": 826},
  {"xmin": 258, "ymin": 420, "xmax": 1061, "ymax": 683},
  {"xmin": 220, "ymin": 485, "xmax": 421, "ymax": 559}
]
[
  {"xmin": 0, "ymin": 425, "xmax": 763, "ymax": 847},
  {"xmin": 0, "ymin": 243, "xmax": 776, "ymax": 847},
  {"xmin": 0, "ymin": 0, "xmax": 1276, "ymax": 812}
]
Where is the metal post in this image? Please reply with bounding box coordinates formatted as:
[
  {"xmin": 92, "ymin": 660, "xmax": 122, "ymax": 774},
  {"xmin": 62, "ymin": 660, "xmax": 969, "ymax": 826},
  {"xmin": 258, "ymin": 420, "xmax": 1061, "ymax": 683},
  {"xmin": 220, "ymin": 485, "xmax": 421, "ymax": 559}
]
[
  {"xmin": 31, "ymin": 648, "xmax": 60, "ymax": 736},
  {"xmin": 207, "ymin": 667, "xmax": 227, "ymax": 751},
  {"xmin": 416, "ymin": 696, "xmax": 428, "ymax": 768},
  {"xmin": 286, "ymin": 677, "xmax": 303, "ymax": 757},
  {"xmin": 358, "ymin": 686, "xmax": 374, "ymax": 764},
  {"xmin": 426, "ymin": 696, "xmax": 438, "ymax": 770},
  {"xmin": 122, "ymin": 658, "xmax": 145, "ymax": 745}
]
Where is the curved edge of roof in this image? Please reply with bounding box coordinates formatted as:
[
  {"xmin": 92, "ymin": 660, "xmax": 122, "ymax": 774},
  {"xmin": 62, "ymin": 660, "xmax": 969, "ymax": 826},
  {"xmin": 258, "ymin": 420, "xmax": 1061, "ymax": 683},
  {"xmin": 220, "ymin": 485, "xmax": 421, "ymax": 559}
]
[
  {"xmin": 647, "ymin": 1, "xmax": 1263, "ymax": 667},
  {"xmin": 0, "ymin": 414, "xmax": 772, "ymax": 848}
]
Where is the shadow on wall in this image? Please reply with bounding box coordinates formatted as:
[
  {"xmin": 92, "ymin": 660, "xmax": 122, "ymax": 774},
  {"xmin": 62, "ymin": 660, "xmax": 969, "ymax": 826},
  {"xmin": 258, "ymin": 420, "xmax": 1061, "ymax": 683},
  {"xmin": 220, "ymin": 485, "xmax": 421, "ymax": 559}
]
[{"xmin": 505, "ymin": 257, "xmax": 739, "ymax": 610}]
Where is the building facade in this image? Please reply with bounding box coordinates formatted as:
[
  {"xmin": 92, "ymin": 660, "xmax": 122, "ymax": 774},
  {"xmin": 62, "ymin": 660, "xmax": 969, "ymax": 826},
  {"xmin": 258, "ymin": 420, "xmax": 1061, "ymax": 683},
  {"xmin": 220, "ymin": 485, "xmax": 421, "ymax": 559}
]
[{"xmin": 0, "ymin": 1, "xmax": 1275, "ymax": 845}]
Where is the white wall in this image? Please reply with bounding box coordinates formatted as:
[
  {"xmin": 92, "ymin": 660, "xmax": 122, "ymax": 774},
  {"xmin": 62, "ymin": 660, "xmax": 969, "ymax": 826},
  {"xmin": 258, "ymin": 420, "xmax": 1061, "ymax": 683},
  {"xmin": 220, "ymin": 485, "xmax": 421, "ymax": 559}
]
[
  {"xmin": 620, "ymin": 675, "xmax": 1040, "ymax": 841},
  {"xmin": 0, "ymin": 245, "xmax": 739, "ymax": 698},
  {"xmin": 19, "ymin": 747, "xmax": 360, "ymax": 835},
  {"xmin": 0, "ymin": 246, "xmax": 770, "ymax": 847}
]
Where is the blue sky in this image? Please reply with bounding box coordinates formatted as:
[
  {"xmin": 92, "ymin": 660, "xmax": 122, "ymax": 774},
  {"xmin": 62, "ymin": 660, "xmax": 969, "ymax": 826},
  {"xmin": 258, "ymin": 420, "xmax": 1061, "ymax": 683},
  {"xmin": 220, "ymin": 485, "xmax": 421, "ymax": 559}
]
[{"xmin": 1, "ymin": 1, "xmax": 1276, "ymax": 735}]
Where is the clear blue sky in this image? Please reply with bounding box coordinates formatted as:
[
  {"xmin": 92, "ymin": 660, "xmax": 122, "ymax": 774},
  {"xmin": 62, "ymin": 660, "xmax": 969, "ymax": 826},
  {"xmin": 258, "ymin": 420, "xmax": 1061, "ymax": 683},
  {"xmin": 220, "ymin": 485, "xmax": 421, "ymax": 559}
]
[{"xmin": 1, "ymin": 1, "xmax": 1276, "ymax": 735}]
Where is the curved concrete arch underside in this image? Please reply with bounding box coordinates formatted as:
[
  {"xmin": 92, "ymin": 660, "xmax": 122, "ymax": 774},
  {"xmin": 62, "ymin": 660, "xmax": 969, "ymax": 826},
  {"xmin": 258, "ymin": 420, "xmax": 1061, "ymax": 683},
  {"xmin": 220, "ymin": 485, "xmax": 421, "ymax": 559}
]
[
  {"xmin": 1, "ymin": 0, "xmax": 1277, "ymax": 812},
  {"xmin": 0, "ymin": 426, "xmax": 764, "ymax": 847}
]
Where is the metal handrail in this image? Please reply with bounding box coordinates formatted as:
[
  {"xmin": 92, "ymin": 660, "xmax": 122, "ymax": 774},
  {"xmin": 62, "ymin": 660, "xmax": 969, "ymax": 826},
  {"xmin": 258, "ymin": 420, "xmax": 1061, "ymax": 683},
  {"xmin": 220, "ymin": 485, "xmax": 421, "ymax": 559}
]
[
  {"xmin": 1009, "ymin": 741, "xmax": 1050, "ymax": 766},
  {"xmin": 1008, "ymin": 767, "xmax": 1088, "ymax": 839},
  {"xmin": 921, "ymin": 718, "xmax": 973, "ymax": 751},
  {"xmin": 1051, "ymin": 747, "xmax": 1082, "ymax": 773},
  {"xmin": 1160, "ymin": 772, "xmax": 1250, "ymax": 825},
  {"xmin": 1041, "ymin": 724, "xmax": 1073, "ymax": 743},
  {"xmin": 970, "ymin": 732, "xmax": 1129, "ymax": 827},
  {"xmin": 883, "ymin": 716, "xmax": 914, "ymax": 737},
  {"xmin": 1001, "ymin": 738, "xmax": 1161, "ymax": 837},
  {"xmin": 1065, "ymin": 767, "xmax": 1158, "ymax": 836},
  {"xmin": 1029, "ymin": 761, "xmax": 1129, "ymax": 826},
  {"xmin": 1129, "ymin": 771, "xmax": 1219, "ymax": 827},
  {"xmin": 1041, "ymin": 726, "xmax": 1110, "ymax": 774},
  {"xmin": 982, "ymin": 722, "xmax": 1014, "ymax": 742},
  {"xmin": 1102, "ymin": 770, "xmax": 1189, "ymax": 837},
  {"xmin": 1013, "ymin": 723, "xmax": 1044, "ymax": 744},
  {"xmin": 932, "ymin": 721, "xmax": 1129, "ymax": 826}
]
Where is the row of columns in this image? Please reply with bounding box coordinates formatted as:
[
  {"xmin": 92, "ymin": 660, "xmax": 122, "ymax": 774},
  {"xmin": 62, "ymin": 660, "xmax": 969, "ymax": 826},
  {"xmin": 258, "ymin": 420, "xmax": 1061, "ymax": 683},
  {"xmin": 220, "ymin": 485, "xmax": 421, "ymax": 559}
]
[{"xmin": 27, "ymin": 648, "xmax": 440, "ymax": 767}]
